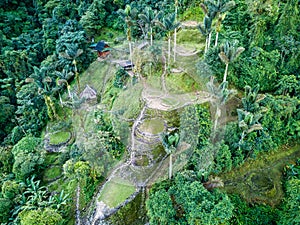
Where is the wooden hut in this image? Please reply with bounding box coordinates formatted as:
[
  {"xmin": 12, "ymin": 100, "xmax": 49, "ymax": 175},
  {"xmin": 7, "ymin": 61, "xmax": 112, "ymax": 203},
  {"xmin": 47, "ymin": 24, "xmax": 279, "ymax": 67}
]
[
  {"xmin": 80, "ymin": 85, "xmax": 97, "ymax": 104},
  {"xmin": 93, "ymin": 41, "xmax": 110, "ymax": 58},
  {"xmin": 118, "ymin": 60, "xmax": 134, "ymax": 70}
]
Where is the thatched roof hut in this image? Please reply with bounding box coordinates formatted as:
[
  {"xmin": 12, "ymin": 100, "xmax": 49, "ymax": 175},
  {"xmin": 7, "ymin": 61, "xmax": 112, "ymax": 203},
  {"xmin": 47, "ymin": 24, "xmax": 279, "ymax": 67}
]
[{"xmin": 80, "ymin": 85, "xmax": 97, "ymax": 103}]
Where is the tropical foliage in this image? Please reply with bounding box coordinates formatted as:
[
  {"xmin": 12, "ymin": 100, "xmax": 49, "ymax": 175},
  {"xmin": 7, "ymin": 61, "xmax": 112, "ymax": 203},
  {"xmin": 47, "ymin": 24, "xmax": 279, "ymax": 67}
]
[{"xmin": 0, "ymin": 0, "xmax": 299, "ymax": 224}]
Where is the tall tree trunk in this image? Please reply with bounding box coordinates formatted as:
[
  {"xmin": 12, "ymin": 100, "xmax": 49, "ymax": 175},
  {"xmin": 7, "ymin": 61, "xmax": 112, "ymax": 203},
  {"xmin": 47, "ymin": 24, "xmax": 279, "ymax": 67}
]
[
  {"xmin": 169, "ymin": 153, "xmax": 173, "ymax": 180},
  {"xmin": 215, "ymin": 32, "xmax": 219, "ymax": 47},
  {"xmin": 129, "ymin": 41, "xmax": 134, "ymax": 71},
  {"xmin": 174, "ymin": 4, "xmax": 178, "ymax": 62},
  {"xmin": 207, "ymin": 31, "xmax": 212, "ymax": 51},
  {"xmin": 59, "ymin": 94, "xmax": 63, "ymax": 106},
  {"xmin": 75, "ymin": 183, "xmax": 81, "ymax": 225},
  {"xmin": 214, "ymin": 106, "xmax": 221, "ymax": 134},
  {"xmin": 150, "ymin": 26, "xmax": 153, "ymax": 46},
  {"xmin": 204, "ymin": 37, "xmax": 208, "ymax": 53},
  {"xmin": 73, "ymin": 60, "xmax": 80, "ymax": 92},
  {"xmin": 223, "ymin": 63, "xmax": 229, "ymax": 82},
  {"xmin": 168, "ymin": 35, "xmax": 171, "ymax": 67},
  {"xmin": 174, "ymin": 28, "xmax": 177, "ymax": 62}
]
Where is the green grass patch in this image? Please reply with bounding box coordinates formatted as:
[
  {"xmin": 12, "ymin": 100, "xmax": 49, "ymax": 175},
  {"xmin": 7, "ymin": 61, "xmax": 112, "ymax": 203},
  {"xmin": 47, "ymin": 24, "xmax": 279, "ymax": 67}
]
[
  {"xmin": 139, "ymin": 118, "xmax": 165, "ymax": 134},
  {"xmin": 147, "ymin": 75, "xmax": 163, "ymax": 91},
  {"xmin": 111, "ymin": 83, "xmax": 143, "ymax": 119},
  {"xmin": 79, "ymin": 61, "xmax": 116, "ymax": 93},
  {"xmin": 152, "ymin": 145, "xmax": 166, "ymax": 161},
  {"xmin": 98, "ymin": 177, "xmax": 136, "ymax": 208},
  {"xmin": 177, "ymin": 29, "xmax": 204, "ymax": 44},
  {"xmin": 94, "ymin": 27, "xmax": 123, "ymax": 43},
  {"xmin": 49, "ymin": 131, "xmax": 71, "ymax": 145},
  {"xmin": 166, "ymin": 73, "xmax": 200, "ymax": 94},
  {"xmin": 162, "ymin": 97, "xmax": 180, "ymax": 107},
  {"xmin": 43, "ymin": 166, "xmax": 62, "ymax": 181},
  {"xmin": 44, "ymin": 152, "xmax": 61, "ymax": 166},
  {"xmin": 220, "ymin": 144, "xmax": 300, "ymax": 206},
  {"xmin": 179, "ymin": 6, "xmax": 204, "ymax": 22}
]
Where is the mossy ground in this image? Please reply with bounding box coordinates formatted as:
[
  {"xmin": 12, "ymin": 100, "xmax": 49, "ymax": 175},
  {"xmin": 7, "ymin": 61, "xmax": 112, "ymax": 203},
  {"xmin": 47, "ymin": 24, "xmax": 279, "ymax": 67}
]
[
  {"xmin": 49, "ymin": 131, "xmax": 71, "ymax": 145},
  {"xmin": 220, "ymin": 144, "xmax": 300, "ymax": 206},
  {"xmin": 166, "ymin": 72, "xmax": 201, "ymax": 94},
  {"xmin": 43, "ymin": 166, "xmax": 62, "ymax": 181},
  {"xmin": 98, "ymin": 177, "xmax": 136, "ymax": 208},
  {"xmin": 139, "ymin": 118, "xmax": 165, "ymax": 134}
]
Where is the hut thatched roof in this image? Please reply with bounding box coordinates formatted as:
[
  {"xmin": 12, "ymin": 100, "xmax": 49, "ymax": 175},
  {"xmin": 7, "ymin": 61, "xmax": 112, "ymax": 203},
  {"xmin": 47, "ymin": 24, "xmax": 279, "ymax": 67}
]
[
  {"xmin": 80, "ymin": 85, "xmax": 97, "ymax": 100},
  {"xmin": 95, "ymin": 41, "xmax": 109, "ymax": 52}
]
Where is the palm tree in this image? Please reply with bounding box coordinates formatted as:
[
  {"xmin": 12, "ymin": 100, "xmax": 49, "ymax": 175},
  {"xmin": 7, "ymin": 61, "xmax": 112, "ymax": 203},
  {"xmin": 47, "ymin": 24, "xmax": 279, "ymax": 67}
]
[
  {"xmin": 242, "ymin": 84, "xmax": 265, "ymax": 113},
  {"xmin": 207, "ymin": 77, "xmax": 236, "ymax": 134},
  {"xmin": 138, "ymin": 7, "xmax": 162, "ymax": 46},
  {"xmin": 203, "ymin": 176, "xmax": 224, "ymax": 190},
  {"xmin": 198, "ymin": 15, "xmax": 213, "ymax": 53},
  {"xmin": 237, "ymin": 109, "xmax": 263, "ymax": 150},
  {"xmin": 203, "ymin": 0, "xmax": 236, "ymax": 46},
  {"xmin": 55, "ymin": 69, "xmax": 74, "ymax": 100},
  {"xmin": 157, "ymin": 13, "xmax": 180, "ymax": 67},
  {"xmin": 199, "ymin": 2, "xmax": 218, "ymax": 53},
  {"xmin": 26, "ymin": 66, "xmax": 59, "ymax": 120},
  {"xmin": 161, "ymin": 131, "xmax": 180, "ymax": 180},
  {"xmin": 119, "ymin": 5, "xmax": 138, "ymax": 71},
  {"xmin": 218, "ymin": 40, "xmax": 245, "ymax": 82},
  {"xmin": 59, "ymin": 45, "xmax": 83, "ymax": 92}
]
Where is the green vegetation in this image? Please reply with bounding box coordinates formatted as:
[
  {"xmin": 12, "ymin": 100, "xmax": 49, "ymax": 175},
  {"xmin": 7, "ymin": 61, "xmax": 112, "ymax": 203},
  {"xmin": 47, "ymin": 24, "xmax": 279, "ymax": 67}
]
[
  {"xmin": 49, "ymin": 131, "xmax": 71, "ymax": 145},
  {"xmin": 0, "ymin": 0, "xmax": 299, "ymax": 224},
  {"xmin": 166, "ymin": 72, "xmax": 201, "ymax": 93},
  {"xmin": 139, "ymin": 119, "xmax": 165, "ymax": 134},
  {"xmin": 43, "ymin": 166, "xmax": 62, "ymax": 181},
  {"xmin": 98, "ymin": 178, "xmax": 136, "ymax": 208}
]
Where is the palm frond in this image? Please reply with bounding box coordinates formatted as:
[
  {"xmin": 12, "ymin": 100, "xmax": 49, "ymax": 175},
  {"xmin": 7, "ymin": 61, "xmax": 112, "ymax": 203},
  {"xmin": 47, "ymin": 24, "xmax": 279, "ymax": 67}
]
[
  {"xmin": 218, "ymin": 52, "xmax": 229, "ymax": 64},
  {"xmin": 221, "ymin": 1, "xmax": 236, "ymax": 13},
  {"xmin": 200, "ymin": 3, "xmax": 208, "ymax": 14},
  {"xmin": 231, "ymin": 47, "xmax": 245, "ymax": 61}
]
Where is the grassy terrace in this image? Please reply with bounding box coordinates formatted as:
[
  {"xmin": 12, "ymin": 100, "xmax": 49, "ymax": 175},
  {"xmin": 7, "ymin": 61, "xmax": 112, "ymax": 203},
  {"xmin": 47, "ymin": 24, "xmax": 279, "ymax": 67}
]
[
  {"xmin": 49, "ymin": 131, "xmax": 71, "ymax": 145},
  {"xmin": 98, "ymin": 177, "xmax": 136, "ymax": 208}
]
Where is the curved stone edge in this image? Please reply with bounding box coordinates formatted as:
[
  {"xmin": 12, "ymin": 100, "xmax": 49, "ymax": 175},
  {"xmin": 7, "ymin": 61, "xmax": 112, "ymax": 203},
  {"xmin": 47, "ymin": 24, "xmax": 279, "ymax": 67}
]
[{"xmin": 44, "ymin": 131, "xmax": 75, "ymax": 152}]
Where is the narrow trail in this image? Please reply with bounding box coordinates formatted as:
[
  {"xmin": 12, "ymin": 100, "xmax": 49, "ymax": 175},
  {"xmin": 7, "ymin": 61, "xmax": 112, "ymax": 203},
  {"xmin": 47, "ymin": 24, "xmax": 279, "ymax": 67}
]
[{"xmin": 130, "ymin": 105, "xmax": 148, "ymax": 163}]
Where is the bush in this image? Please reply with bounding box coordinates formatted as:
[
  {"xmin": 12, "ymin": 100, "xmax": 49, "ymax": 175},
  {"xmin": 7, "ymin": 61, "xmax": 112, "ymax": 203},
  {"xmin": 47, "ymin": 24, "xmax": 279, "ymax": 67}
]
[{"xmin": 113, "ymin": 68, "xmax": 129, "ymax": 88}]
